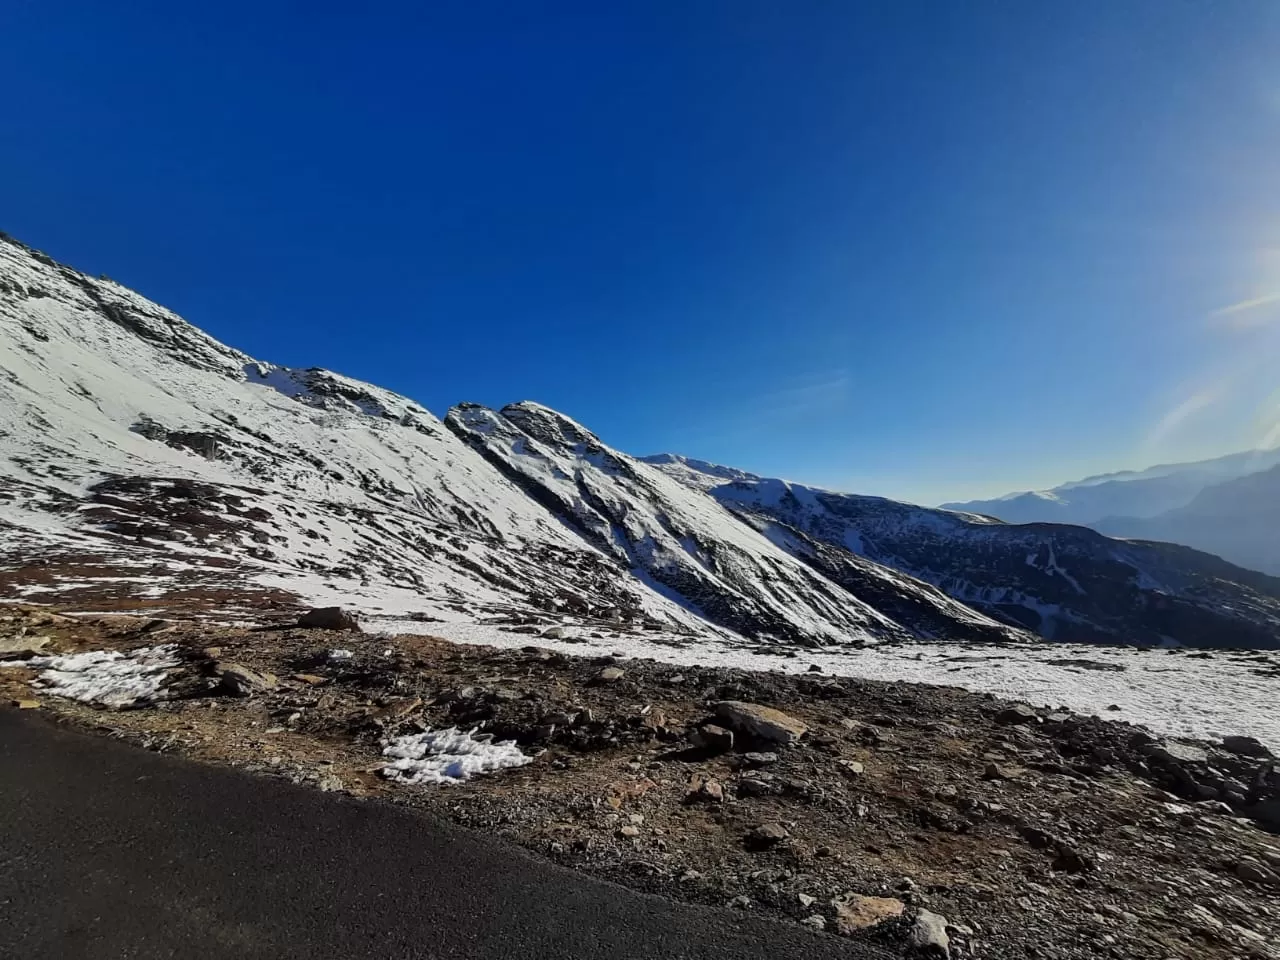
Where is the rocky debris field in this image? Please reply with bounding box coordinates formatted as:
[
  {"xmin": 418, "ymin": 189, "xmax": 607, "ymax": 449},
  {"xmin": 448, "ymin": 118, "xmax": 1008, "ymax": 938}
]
[{"xmin": 4, "ymin": 604, "xmax": 1280, "ymax": 959}]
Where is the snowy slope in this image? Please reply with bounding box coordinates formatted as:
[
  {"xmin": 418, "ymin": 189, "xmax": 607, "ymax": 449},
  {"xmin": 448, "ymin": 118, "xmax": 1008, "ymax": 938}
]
[
  {"xmin": 447, "ymin": 403, "xmax": 1028, "ymax": 646},
  {"xmin": 644, "ymin": 457, "xmax": 1280, "ymax": 649},
  {"xmin": 0, "ymin": 234, "xmax": 1020, "ymax": 647},
  {"xmin": 0, "ymin": 235, "xmax": 704, "ymax": 631},
  {"xmin": 4, "ymin": 231, "xmax": 1278, "ymax": 651}
]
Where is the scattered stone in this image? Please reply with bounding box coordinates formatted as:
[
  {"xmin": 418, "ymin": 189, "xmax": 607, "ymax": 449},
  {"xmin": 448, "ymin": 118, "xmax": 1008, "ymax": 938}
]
[
  {"xmin": 831, "ymin": 894, "xmax": 905, "ymax": 934},
  {"xmin": 797, "ymin": 893, "xmax": 816, "ymax": 908},
  {"xmin": 801, "ymin": 915, "xmax": 826, "ymax": 931},
  {"xmin": 714, "ymin": 701, "xmax": 808, "ymax": 745},
  {"xmin": 297, "ymin": 607, "xmax": 361, "ymax": 631},
  {"xmin": 291, "ymin": 673, "xmax": 328, "ymax": 686},
  {"xmin": 995, "ymin": 704, "xmax": 1038, "ymax": 725},
  {"xmin": 595, "ymin": 666, "xmax": 625, "ymax": 683},
  {"xmin": 909, "ymin": 909, "xmax": 951, "ymax": 957},
  {"xmin": 983, "ymin": 763, "xmax": 1018, "ymax": 781},
  {"xmin": 745, "ymin": 822, "xmax": 789, "ymax": 849},
  {"xmin": 684, "ymin": 777, "xmax": 725, "ymax": 804},
  {"xmin": 541, "ymin": 626, "xmax": 566, "ymax": 639},
  {"xmin": 13, "ymin": 699, "xmax": 40, "ymax": 709},
  {"xmin": 837, "ymin": 759, "xmax": 865, "ymax": 776},
  {"xmin": 369, "ymin": 697, "xmax": 423, "ymax": 726},
  {"xmin": 1222, "ymin": 735, "xmax": 1273, "ymax": 759},
  {"xmin": 214, "ymin": 662, "xmax": 278, "ymax": 697},
  {"xmin": 737, "ymin": 775, "xmax": 781, "ymax": 798},
  {"xmin": 618, "ymin": 825, "xmax": 640, "ymax": 838}
]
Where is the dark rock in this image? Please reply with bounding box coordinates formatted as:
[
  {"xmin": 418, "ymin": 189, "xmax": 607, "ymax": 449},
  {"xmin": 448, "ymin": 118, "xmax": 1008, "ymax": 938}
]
[
  {"xmin": 1222, "ymin": 735, "xmax": 1273, "ymax": 759},
  {"xmin": 996, "ymin": 704, "xmax": 1038, "ymax": 725},
  {"xmin": 690, "ymin": 724, "xmax": 734, "ymax": 753},
  {"xmin": 297, "ymin": 607, "xmax": 360, "ymax": 631},
  {"xmin": 744, "ymin": 822, "xmax": 788, "ymax": 849}
]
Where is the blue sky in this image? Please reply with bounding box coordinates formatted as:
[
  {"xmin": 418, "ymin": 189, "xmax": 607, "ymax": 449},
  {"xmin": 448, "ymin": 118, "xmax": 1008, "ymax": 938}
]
[{"xmin": 4, "ymin": 1, "xmax": 1279, "ymax": 504}]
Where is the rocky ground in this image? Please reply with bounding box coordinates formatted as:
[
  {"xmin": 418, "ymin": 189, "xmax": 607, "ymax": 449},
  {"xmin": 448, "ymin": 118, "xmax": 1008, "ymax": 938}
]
[{"xmin": 4, "ymin": 603, "xmax": 1280, "ymax": 959}]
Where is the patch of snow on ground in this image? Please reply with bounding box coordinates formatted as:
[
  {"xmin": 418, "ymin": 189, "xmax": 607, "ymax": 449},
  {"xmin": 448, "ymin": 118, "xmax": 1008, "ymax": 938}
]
[
  {"xmin": 7, "ymin": 645, "xmax": 180, "ymax": 708},
  {"xmin": 381, "ymin": 728, "xmax": 532, "ymax": 785}
]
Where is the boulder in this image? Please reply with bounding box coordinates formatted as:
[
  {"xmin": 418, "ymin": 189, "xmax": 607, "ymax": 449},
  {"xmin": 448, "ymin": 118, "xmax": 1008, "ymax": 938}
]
[
  {"xmin": 910, "ymin": 909, "xmax": 951, "ymax": 957},
  {"xmin": 830, "ymin": 894, "xmax": 905, "ymax": 935},
  {"xmin": 0, "ymin": 635, "xmax": 50, "ymax": 660},
  {"xmin": 215, "ymin": 662, "xmax": 278, "ymax": 697},
  {"xmin": 297, "ymin": 607, "xmax": 361, "ymax": 631},
  {"xmin": 995, "ymin": 704, "xmax": 1038, "ymax": 725},
  {"xmin": 744, "ymin": 822, "xmax": 789, "ymax": 849},
  {"xmin": 713, "ymin": 701, "xmax": 807, "ymax": 745},
  {"xmin": 1222, "ymin": 735, "xmax": 1273, "ymax": 759},
  {"xmin": 1144, "ymin": 740, "xmax": 1209, "ymax": 765}
]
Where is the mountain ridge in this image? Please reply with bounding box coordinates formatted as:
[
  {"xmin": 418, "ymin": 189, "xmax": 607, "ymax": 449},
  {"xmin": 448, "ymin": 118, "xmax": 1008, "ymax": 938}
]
[{"xmin": 3, "ymin": 231, "xmax": 1279, "ymax": 649}]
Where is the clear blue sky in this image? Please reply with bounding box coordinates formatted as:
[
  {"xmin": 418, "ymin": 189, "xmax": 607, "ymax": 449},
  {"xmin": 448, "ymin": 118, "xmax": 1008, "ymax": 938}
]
[{"xmin": 4, "ymin": 1, "xmax": 1279, "ymax": 504}]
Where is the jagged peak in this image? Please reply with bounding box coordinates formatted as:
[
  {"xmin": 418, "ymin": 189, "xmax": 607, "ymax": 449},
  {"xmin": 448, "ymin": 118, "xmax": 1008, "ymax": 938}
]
[{"xmin": 497, "ymin": 401, "xmax": 603, "ymax": 449}]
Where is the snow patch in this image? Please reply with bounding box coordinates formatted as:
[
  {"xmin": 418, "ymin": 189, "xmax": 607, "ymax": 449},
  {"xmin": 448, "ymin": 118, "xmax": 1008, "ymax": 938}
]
[
  {"xmin": 7, "ymin": 645, "xmax": 180, "ymax": 708},
  {"xmin": 381, "ymin": 728, "xmax": 532, "ymax": 785}
]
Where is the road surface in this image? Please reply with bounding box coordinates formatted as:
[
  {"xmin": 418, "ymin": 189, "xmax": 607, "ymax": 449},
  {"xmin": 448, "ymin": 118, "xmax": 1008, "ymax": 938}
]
[{"xmin": 0, "ymin": 710, "xmax": 894, "ymax": 959}]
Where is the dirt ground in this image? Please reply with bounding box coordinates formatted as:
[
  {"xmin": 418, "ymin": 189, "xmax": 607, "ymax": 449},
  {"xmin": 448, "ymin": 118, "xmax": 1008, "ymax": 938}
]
[{"xmin": 4, "ymin": 602, "xmax": 1280, "ymax": 960}]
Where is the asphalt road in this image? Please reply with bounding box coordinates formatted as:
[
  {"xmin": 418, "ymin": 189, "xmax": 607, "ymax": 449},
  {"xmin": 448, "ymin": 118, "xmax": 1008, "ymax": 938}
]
[{"xmin": 0, "ymin": 710, "xmax": 895, "ymax": 960}]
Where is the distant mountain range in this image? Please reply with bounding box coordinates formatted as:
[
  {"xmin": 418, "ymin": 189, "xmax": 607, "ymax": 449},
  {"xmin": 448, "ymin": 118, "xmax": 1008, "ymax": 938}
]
[
  {"xmin": 943, "ymin": 448, "xmax": 1280, "ymax": 574},
  {"xmin": 2, "ymin": 230, "xmax": 1279, "ymax": 649}
]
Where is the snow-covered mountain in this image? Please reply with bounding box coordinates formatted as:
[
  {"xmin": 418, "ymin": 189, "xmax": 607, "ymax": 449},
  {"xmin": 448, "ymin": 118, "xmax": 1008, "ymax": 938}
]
[
  {"xmin": 643, "ymin": 458, "xmax": 1280, "ymax": 648},
  {"xmin": 0, "ymin": 233, "xmax": 1023, "ymax": 648},
  {"xmin": 3, "ymin": 230, "xmax": 1279, "ymax": 649},
  {"xmin": 942, "ymin": 448, "xmax": 1280, "ymax": 526},
  {"xmin": 1097, "ymin": 464, "xmax": 1280, "ymax": 576},
  {"xmin": 446, "ymin": 404, "xmax": 1021, "ymax": 645}
]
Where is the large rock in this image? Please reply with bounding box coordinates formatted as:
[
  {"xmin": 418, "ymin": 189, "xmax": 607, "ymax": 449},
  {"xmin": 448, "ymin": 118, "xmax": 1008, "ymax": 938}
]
[
  {"xmin": 1143, "ymin": 740, "xmax": 1209, "ymax": 765},
  {"xmin": 1222, "ymin": 735, "xmax": 1273, "ymax": 759},
  {"xmin": 830, "ymin": 894, "xmax": 905, "ymax": 934},
  {"xmin": 909, "ymin": 909, "xmax": 951, "ymax": 957},
  {"xmin": 713, "ymin": 701, "xmax": 807, "ymax": 745},
  {"xmin": 0, "ymin": 635, "xmax": 50, "ymax": 660},
  {"xmin": 995, "ymin": 704, "xmax": 1038, "ymax": 725},
  {"xmin": 297, "ymin": 607, "xmax": 361, "ymax": 631},
  {"xmin": 215, "ymin": 662, "xmax": 278, "ymax": 697}
]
